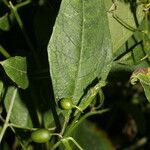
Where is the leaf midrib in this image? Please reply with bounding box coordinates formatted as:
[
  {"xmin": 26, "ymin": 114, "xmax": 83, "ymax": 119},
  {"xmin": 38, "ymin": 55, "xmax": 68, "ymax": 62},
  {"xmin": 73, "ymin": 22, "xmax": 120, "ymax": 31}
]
[
  {"xmin": 2, "ymin": 63, "xmax": 27, "ymax": 74},
  {"xmin": 72, "ymin": 0, "xmax": 85, "ymax": 101}
]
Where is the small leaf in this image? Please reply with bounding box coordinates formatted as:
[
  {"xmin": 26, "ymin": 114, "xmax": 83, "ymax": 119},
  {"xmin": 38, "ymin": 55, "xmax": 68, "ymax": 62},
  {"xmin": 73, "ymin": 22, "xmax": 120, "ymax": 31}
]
[
  {"xmin": 130, "ymin": 68, "xmax": 150, "ymax": 102},
  {"xmin": 4, "ymin": 86, "xmax": 33, "ymax": 127},
  {"xmin": 0, "ymin": 56, "xmax": 29, "ymax": 89},
  {"xmin": 0, "ymin": 13, "xmax": 11, "ymax": 31}
]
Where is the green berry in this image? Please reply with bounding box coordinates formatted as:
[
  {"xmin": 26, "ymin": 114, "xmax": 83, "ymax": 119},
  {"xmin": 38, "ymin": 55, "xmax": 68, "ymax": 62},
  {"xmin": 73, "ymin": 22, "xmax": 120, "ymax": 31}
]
[
  {"xmin": 59, "ymin": 98, "xmax": 73, "ymax": 110},
  {"xmin": 31, "ymin": 129, "xmax": 50, "ymax": 143}
]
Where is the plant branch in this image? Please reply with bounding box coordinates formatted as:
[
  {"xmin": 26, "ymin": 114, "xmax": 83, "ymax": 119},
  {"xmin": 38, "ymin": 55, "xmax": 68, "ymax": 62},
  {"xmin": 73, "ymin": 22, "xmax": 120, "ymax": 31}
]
[
  {"xmin": 9, "ymin": 126, "xmax": 27, "ymax": 149},
  {"xmin": 67, "ymin": 137, "xmax": 83, "ymax": 150},
  {"xmin": 9, "ymin": 1, "xmax": 41, "ymax": 68},
  {"xmin": 8, "ymin": 123, "xmax": 38, "ymax": 131},
  {"xmin": 60, "ymin": 113, "xmax": 70, "ymax": 135},
  {"xmin": 64, "ymin": 109, "xmax": 109, "ymax": 137},
  {"xmin": 0, "ymin": 45, "xmax": 11, "ymax": 59},
  {"xmin": 0, "ymin": 87, "xmax": 18, "ymax": 143},
  {"xmin": 51, "ymin": 139, "xmax": 62, "ymax": 150},
  {"xmin": 62, "ymin": 139, "xmax": 72, "ymax": 150},
  {"xmin": 15, "ymin": 0, "xmax": 31, "ymax": 9}
]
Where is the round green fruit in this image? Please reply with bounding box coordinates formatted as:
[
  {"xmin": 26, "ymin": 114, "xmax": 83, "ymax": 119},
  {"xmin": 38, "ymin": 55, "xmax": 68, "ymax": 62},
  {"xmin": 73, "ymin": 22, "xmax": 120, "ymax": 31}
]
[
  {"xmin": 59, "ymin": 98, "xmax": 73, "ymax": 110},
  {"xmin": 31, "ymin": 129, "xmax": 50, "ymax": 143}
]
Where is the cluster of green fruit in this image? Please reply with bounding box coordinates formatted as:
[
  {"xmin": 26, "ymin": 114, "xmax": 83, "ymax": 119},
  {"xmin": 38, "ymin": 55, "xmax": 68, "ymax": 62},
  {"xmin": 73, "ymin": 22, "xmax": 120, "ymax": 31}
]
[{"xmin": 31, "ymin": 98, "xmax": 75, "ymax": 143}]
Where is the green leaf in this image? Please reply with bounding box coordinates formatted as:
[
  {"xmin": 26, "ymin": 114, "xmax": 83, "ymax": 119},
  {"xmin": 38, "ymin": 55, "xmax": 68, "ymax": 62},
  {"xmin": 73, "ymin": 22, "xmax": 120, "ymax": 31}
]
[
  {"xmin": 130, "ymin": 68, "xmax": 150, "ymax": 102},
  {"xmin": 4, "ymin": 86, "xmax": 33, "ymax": 127},
  {"xmin": 105, "ymin": 0, "xmax": 145, "ymax": 53},
  {"xmin": 72, "ymin": 120, "xmax": 115, "ymax": 150},
  {"xmin": 0, "ymin": 13, "xmax": 11, "ymax": 31},
  {"xmin": 48, "ymin": 0, "xmax": 112, "ymax": 103},
  {"xmin": 0, "ymin": 56, "xmax": 29, "ymax": 89}
]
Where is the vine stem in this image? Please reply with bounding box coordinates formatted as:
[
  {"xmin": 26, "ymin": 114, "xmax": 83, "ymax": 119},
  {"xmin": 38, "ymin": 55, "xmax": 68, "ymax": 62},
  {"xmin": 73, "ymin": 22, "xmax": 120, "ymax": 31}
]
[
  {"xmin": 66, "ymin": 137, "xmax": 83, "ymax": 150},
  {"xmin": 62, "ymin": 139, "xmax": 72, "ymax": 150},
  {"xmin": 9, "ymin": 1, "xmax": 41, "ymax": 68},
  {"xmin": 8, "ymin": 123, "xmax": 38, "ymax": 131},
  {"xmin": 0, "ymin": 45, "xmax": 11, "ymax": 59},
  {"xmin": 64, "ymin": 109, "xmax": 109, "ymax": 137},
  {"xmin": 60, "ymin": 113, "xmax": 70, "ymax": 135},
  {"xmin": 51, "ymin": 137, "xmax": 83, "ymax": 150},
  {"xmin": 0, "ymin": 87, "xmax": 18, "ymax": 143}
]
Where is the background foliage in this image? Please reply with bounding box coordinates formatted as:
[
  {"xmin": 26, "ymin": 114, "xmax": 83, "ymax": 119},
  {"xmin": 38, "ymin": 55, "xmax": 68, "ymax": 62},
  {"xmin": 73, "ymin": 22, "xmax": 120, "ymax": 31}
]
[{"xmin": 0, "ymin": 0, "xmax": 150, "ymax": 149}]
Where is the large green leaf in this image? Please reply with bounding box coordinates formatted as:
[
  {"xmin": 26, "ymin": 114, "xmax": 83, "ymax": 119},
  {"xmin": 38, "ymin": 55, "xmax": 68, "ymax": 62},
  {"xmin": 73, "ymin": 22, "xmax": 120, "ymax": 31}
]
[
  {"xmin": 47, "ymin": 0, "xmax": 112, "ymax": 103},
  {"xmin": 105, "ymin": 0, "xmax": 145, "ymax": 53},
  {"xmin": 72, "ymin": 120, "xmax": 115, "ymax": 150},
  {"xmin": 4, "ymin": 86, "xmax": 33, "ymax": 127},
  {"xmin": 0, "ymin": 56, "xmax": 29, "ymax": 89}
]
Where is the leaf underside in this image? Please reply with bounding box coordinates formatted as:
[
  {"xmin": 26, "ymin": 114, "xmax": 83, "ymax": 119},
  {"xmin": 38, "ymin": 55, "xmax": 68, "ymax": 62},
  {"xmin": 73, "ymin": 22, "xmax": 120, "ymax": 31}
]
[
  {"xmin": 48, "ymin": 0, "xmax": 112, "ymax": 103},
  {"xmin": 4, "ymin": 86, "xmax": 33, "ymax": 127}
]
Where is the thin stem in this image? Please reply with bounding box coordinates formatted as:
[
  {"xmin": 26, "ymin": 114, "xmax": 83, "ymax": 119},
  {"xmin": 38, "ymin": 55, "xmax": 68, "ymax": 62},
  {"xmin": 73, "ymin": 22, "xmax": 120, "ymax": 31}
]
[
  {"xmin": 9, "ymin": 2, "xmax": 25, "ymax": 36},
  {"xmin": 64, "ymin": 109, "xmax": 109, "ymax": 137},
  {"xmin": 8, "ymin": 123, "xmax": 38, "ymax": 131},
  {"xmin": 0, "ymin": 45, "xmax": 11, "ymax": 59},
  {"xmin": 91, "ymin": 89, "xmax": 104, "ymax": 110},
  {"xmin": 62, "ymin": 139, "xmax": 72, "ymax": 150},
  {"xmin": 51, "ymin": 137, "xmax": 83, "ymax": 150},
  {"xmin": 60, "ymin": 113, "xmax": 70, "ymax": 135},
  {"xmin": 73, "ymin": 105, "xmax": 83, "ymax": 113},
  {"xmin": 51, "ymin": 140, "xmax": 62, "ymax": 150},
  {"xmin": 15, "ymin": 0, "xmax": 31, "ymax": 9},
  {"xmin": 0, "ymin": 88, "xmax": 18, "ymax": 143},
  {"xmin": 48, "ymin": 127, "xmax": 56, "ymax": 131},
  {"xmin": 112, "ymin": 14, "xmax": 136, "ymax": 32},
  {"xmin": 67, "ymin": 137, "xmax": 83, "ymax": 150},
  {"xmin": 9, "ymin": 126, "xmax": 27, "ymax": 150},
  {"xmin": 9, "ymin": 1, "xmax": 40, "ymax": 68},
  {"xmin": 50, "ymin": 133, "xmax": 62, "ymax": 139}
]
